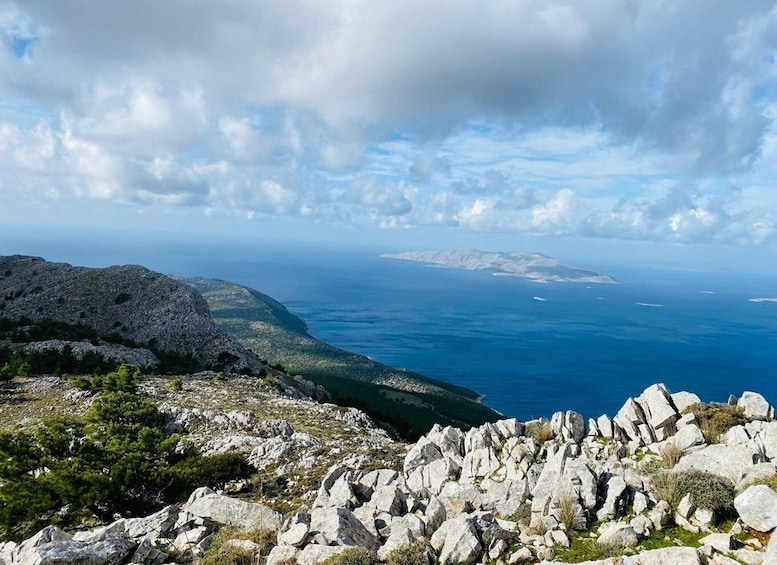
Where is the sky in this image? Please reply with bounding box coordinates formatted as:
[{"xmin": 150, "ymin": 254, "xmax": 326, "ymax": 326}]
[{"xmin": 2, "ymin": 1, "xmax": 777, "ymax": 269}]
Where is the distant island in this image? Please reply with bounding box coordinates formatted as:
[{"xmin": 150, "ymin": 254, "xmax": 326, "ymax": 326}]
[{"xmin": 382, "ymin": 249, "xmax": 620, "ymax": 284}]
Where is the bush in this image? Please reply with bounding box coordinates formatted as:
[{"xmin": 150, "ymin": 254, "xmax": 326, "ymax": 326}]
[
  {"xmin": 683, "ymin": 402, "xmax": 747, "ymax": 444},
  {"xmin": 649, "ymin": 469, "xmax": 734, "ymax": 519},
  {"xmin": 171, "ymin": 377, "xmax": 183, "ymax": 392},
  {"xmin": 525, "ymin": 419, "xmax": 554, "ymax": 444},
  {"xmin": 386, "ymin": 539, "xmax": 428, "ymax": 565},
  {"xmin": 200, "ymin": 527, "xmax": 276, "ymax": 565},
  {"xmin": 319, "ymin": 548, "xmax": 375, "ymax": 565}
]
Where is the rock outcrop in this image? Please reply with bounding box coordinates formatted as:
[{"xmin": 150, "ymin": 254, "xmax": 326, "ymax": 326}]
[{"xmin": 0, "ymin": 255, "xmax": 260, "ymax": 373}]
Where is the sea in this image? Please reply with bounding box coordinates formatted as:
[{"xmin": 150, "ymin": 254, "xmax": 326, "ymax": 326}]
[
  {"xmin": 5, "ymin": 238, "xmax": 777, "ymax": 422},
  {"xmin": 163, "ymin": 245, "xmax": 777, "ymax": 422}
]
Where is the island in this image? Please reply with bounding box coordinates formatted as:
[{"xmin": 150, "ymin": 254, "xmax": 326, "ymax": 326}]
[{"xmin": 381, "ymin": 249, "xmax": 620, "ymax": 284}]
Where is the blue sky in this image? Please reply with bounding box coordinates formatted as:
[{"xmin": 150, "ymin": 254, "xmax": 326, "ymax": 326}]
[{"xmin": 1, "ymin": 1, "xmax": 777, "ymax": 268}]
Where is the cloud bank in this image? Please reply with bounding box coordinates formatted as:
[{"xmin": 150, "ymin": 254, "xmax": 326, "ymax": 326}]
[{"xmin": 1, "ymin": 0, "xmax": 776, "ymax": 245}]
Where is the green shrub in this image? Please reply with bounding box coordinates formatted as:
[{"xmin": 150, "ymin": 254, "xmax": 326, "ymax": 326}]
[
  {"xmin": 386, "ymin": 539, "xmax": 428, "ymax": 565},
  {"xmin": 319, "ymin": 547, "xmax": 375, "ymax": 565},
  {"xmin": 650, "ymin": 469, "xmax": 734, "ymax": 519},
  {"xmin": 525, "ymin": 419, "xmax": 554, "ymax": 444},
  {"xmin": 171, "ymin": 377, "xmax": 183, "ymax": 392},
  {"xmin": 683, "ymin": 402, "xmax": 747, "ymax": 444},
  {"xmin": 200, "ymin": 527, "xmax": 276, "ymax": 565}
]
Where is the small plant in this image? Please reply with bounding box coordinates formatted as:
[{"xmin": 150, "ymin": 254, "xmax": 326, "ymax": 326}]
[
  {"xmin": 683, "ymin": 402, "xmax": 747, "ymax": 444},
  {"xmin": 171, "ymin": 377, "xmax": 183, "ymax": 392},
  {"xmin": 216, "ymin": 371, "xmax": 227, "ymax": 383},
  {"xmin": 660, "ymin": 440, "xmax": 683, "ymax": 469},
  {"xmin": 739, "ymin": 473, "xmax": 777, "ymax": 493},
  {"xmin": 555, "ymin": 491, "xmax": 582, "ymax": 530},
  {"xmin": 319, "ymin": 547, "xmax": 375, "ymax": 565},
  {"xmin": 199, "ymin": 527, "xmax": 276, "ymax": 565},
  {"xmin": 525, "ymin": 419, "xmax": 554, "ymax": 444},
  {"xmin": 555, "ymin": 535, "xmax": 623, "ymax": 562},
  {"xmin": 386, "ymin": 539, "xmax": 428, "ymax": 565}
]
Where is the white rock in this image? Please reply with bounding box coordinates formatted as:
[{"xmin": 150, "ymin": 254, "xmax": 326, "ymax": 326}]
[
  {"xmin": 738, "ymin": 391, "xmax": 774, "ymax": 421},
  {"xmin": 431, "ymin": 516, "xmax": 482, "ymax": 565},
  {"xmin": 596, "ymin": 415, "xmax": 614, "ymax": 439},
  {"xmin": 596, "ymin": 475, "xmax": 628, "ymax": 521},
  {"xmin": 672, "ymin": 391, "xmax": 702, "ymax": 414},
  {"xmin": 699, "ymin": 532, "xmax": 732, "ymax": 552},
  {"xmin": 308, "ymin": 507, "xmax": 380, "ymax": 551},
  {"xmin": 508, "ymin": 546, "xmax": 534, "ymax": 563},
  {"xmin": 266, "ymin": 544, "xmax": 299, "ymax": 565},
  {"xmin": 735, "ymin": 484, "xmax": 777, "ymax": 532},
  {"xmin": 597, "ymin": 522, "xmax": 639, "ymax": 547},
  {"xmin": 182, "ymin": 490, "xmax": 281, "ymax": 531},
  {"xmin": 630, "ymin": 546, "xmax": 703, "ymax": 564}
]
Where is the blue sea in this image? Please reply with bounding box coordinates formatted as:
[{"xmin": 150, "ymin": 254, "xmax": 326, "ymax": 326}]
[
  {"xmin": 4, "ymin": 237, "xmax": 777, "ymax": 421},
  {"xmin": 165, "ymin": 246, "xmax": 777, "ymax": 421}
]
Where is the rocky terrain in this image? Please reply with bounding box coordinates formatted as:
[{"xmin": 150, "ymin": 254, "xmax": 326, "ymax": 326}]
[
  {"xmin": 4, "ymin": 378, "xmax": 777, "ymax": 565},
  {"xmin": 381, "ymin": 250, "xmax": 619, "ymax": 284},
  {"xmin": 0, "ymin": 255, "xmax": 261, "ymax": 373}
]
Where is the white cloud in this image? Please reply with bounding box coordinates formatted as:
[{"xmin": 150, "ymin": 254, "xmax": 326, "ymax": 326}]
[{"xmin": 0, "ymin": 0, "xmax": 775, "ymax": 248}]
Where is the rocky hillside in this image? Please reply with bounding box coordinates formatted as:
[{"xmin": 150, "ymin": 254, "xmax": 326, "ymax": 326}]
[
  {"xmin": 4, "ymin": 378, "xmax": 777, "ymax": 565},
  {"xmin": 0, "ymin": 255, "xmax": 261, "ymax": 373}
]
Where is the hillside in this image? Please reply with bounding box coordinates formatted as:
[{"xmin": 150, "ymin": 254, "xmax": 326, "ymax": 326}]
[
  {"xmin": 0, "ymin": 255, "xmax": 262, "ymax": 374},
  {"xmin": 382, "ymin": 249, "xmax": 619, "ymax": 284},
  {"xmin": 183, "ymin": 277, "xmax": 502, "ymax": 439}
]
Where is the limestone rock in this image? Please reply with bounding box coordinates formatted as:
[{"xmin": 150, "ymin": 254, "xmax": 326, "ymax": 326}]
[
  {"xmin": 182, "ymin": 488, "xmax": 282, "ymax": 531},
  {"xmin": 431, "ymin": 516, "xmax": 482, "ymax": 565},
  {"xmin": 596, "ymin": 475, "xmax": 628, "ymax": 521},
  {"xmin": 738, "ymin": 391, "xmax": 774, "ymax": 421},
  {"xmin": 308, "ymin": 507, "xmax": 380, "ymax": 551},
  {"xmin": 597, "ymin": 521, "xmax": 639, "ymax": 547},
  {"xmin": 735, "ymin": 484, "xmax": 777, "ymax": 532}
]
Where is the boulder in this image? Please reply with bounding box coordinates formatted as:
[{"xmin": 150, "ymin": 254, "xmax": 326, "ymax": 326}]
[
  {"xmin": 182, "ymin": 488, "xmax": 282, "ymax": 531},
  {"xmin": 14, "ymin": 537, "xmax": 137, "ymax": 565},
  {"xmin": 630, "ymin": 546, "xmax": 703, "ymax": 564},
  {"xmin": 308, "ymin": 507, "xmax": 380, "ymax": 551},
  {"xmin": 597, "ymin": 522, "xmax": 639, "ymax": 547},
  {"xmin": 734, "ymin": 485, "xmax": 777, "ymax": 532},
  {"xmin": 672, "ymin": 391, "xmax": 702, "ymax": 414},
  {"xmin": 738, "ymin": 391, "xmax": 774, "ymax": 421},
  {"xmin": 430, "ymin": 516, "xmax": 482, "ymax": 565},
  {"xmin": 674, "ymin": 443, "xmax": 764, "ymax": 483}
]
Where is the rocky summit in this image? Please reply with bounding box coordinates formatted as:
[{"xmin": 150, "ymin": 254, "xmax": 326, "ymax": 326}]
[{"xmin": 4, "ymin": 377, "xmax": 777, "ymax": 565}]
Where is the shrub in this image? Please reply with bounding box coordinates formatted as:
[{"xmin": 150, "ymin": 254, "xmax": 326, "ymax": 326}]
[
  {"xmin": 739, "ymin": 473, "xmax": 777, "ymax": 493},
  {"xmin": 649, "ymin": 469, "xmax": 734, "ymax": 519},
  {"xmin": 525, "ymin": 419, "xmax": 554, "ymax": 444},
  {"xmin": 200, "ymin": 527, "xmax": 276, "ymax": 565},
  {"xmin": 683, "ymin": 402, "xmax": 747, "ymax": 444},
  {"xmin": 386, "ymin": 539, "xmax": 428, "ymax": 565},
  {"xmin": 171, "ymin": 377, "xmax": 183, "ymax": 392},
  {"xmin": 319, "ymin": 548, "xmax": 375, "ymax": 565}
]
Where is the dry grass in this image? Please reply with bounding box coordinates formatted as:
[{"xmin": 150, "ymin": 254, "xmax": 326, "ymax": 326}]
[
  {"xmin": 525, "ymin": 419, "xmax": 555, "ymax": 444},
  {"xmin": 660, "ymin": 440, "xmax": 683, "ymax": 469}
]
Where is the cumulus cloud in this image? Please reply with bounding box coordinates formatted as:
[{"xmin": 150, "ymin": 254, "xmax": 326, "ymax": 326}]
[{"xmin": 0, "ymin": 0, "xmax": 776, "ymax": 246}]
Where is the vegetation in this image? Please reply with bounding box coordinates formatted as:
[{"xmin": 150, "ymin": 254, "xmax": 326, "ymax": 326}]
[
  {"xmin": 525, "ymin": 419, "xmax": 554, "ymax": 444},
  {"xmin": 199, "ymin": 527, "xmax": 276, "ymax": 565},
  {"xmin": 386, "ymin": 540, "xmax": 428, "ymax": 565},
  {"xmin": 0, "ymin": 374, "xmax": 254, "ymax": 541},
  {"xmin": 660, "ymin": 440, "xmax": 683, "ymax": 469},
  {"xmin": 319, "ymin": 548, "xmax": 375, "ymax": 565},
  {"xmin": 555, "ymin": 535, "xmax": 622, "ymax": 562},
  {"xmin": 739, "ymin": 473, "xmax": 777, "ymax": 493},
  {"xmin": 682, "ymin": 402, "xmax": 747, "ymax": 444},
  {"xmin": 649, "ymin": 469, "xmax": 735, "ymax": 519}
]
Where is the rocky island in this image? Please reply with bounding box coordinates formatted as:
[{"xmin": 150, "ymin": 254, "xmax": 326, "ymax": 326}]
[{"xmin": 381, "ymin": 250, "xmax": 619, "ymax": 284}]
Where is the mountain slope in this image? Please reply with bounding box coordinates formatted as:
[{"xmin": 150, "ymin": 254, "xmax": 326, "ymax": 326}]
[
  {"xmin": 0, "ymin": 255, "xmax": 261, "ymax": 373},
  {"xmin": 184, "ymin": 277, "xmax": 502, "ymax": 439}
]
